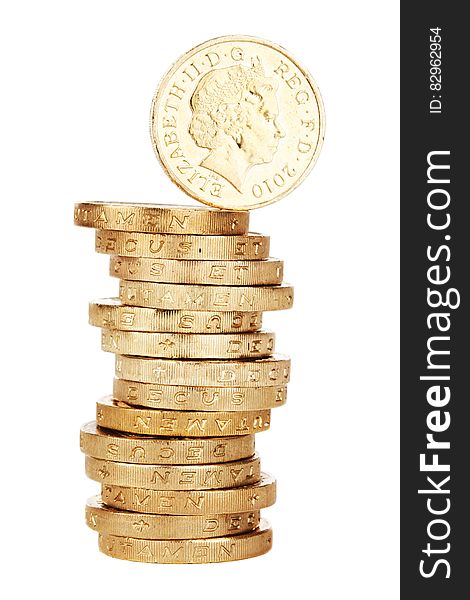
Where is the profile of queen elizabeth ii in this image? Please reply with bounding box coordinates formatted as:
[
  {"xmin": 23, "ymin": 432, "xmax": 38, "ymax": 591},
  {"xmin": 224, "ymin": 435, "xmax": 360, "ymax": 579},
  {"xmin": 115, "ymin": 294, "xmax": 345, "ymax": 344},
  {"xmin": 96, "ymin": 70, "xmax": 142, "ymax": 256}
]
[{"xmin": 188, "ymin": 61, "xmax": 285, "ymax": 192}]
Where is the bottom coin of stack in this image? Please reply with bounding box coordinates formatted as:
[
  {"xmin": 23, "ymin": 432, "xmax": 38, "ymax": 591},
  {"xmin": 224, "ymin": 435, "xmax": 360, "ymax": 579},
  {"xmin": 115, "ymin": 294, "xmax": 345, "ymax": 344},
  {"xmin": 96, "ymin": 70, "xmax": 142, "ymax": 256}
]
[{"xmin": 81, "ymin": 421, "xmax": 275, "ymax": 563}]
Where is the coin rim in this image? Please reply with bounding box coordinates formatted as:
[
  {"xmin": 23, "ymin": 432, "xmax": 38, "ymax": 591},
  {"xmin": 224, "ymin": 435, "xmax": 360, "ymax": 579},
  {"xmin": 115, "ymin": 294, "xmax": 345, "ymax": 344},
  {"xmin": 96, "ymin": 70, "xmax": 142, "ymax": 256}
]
[
  {"xmin": 86, "ymin": 495, "xmax": 261, "ymax": 539},
  {"xmin": 98, "ymin": 519, "xmax": 272, "ymax": 562},
  {"xmin": 80, "ymin": 420, "xmax": 257, "ymax": 464},
  {"xmin": 100, "ymin": 472, "xmax": 277, "ymax": 514},
  {"xmin": 85, "ymin": 454, "xmax": 261, "ymax": 490}
]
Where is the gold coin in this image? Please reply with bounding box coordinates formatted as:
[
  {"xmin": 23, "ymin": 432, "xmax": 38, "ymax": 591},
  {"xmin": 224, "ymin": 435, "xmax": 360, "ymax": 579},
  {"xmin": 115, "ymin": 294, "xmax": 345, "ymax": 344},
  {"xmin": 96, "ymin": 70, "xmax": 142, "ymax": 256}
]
[
  {"xmin": 101, "ymin": 328, "xmax": 275, "ymax": 359},
  {"xmin": 101, "ymin": 473, "xmax": 276, "ymax": 514},
  {"xmin": 80, "ymin": 421, "xmax": 256, "ymax": 464},
  {"xmin": 74, "ymin": 202, "xmax": 249, "ymax": 234},
  {"xmin": 151, "ymin": 35, "xmax": 324, "ymax": 210},
  {"xmin": 115, "ymin": 354, "xmax": 291, "ymax": 387},
  {"xmin": 110, "ymin": 255, "xmax": 284, "ymax": 285},
  {"xmin": 98, "ymin": 519, "xmax": 272, "ymax": 563},
  {"xmin": 95, "ymin": 230, "xmax": 269, "ymax": 260},
  {"xmin": 113, "ymin": 379, "xmax": 287, "ymax": 411},
  {"xmin": 96, "ymin": 396, "xmax": 271, "ymax": 437},
  {"xmin": 89, "ymin": 298, "xmax": 262, "ymax": 333},
  {"xmin": 119, "ymin": 280, "xmax": 293, "ymax": 312},
  {"xmin": 86, "ymin": 496, "xmax": 260, "ymax": 539},
  {"xmin": 85, "ymin": 454, "xmax": 261, "ymax": 490}
]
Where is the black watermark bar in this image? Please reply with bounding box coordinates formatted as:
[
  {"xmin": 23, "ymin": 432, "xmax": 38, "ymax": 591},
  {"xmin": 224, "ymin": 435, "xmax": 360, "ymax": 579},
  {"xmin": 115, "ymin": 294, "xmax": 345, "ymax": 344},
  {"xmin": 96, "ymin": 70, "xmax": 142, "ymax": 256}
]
[{"xmin": 400, "ymin": 3, "xmax": 468, "ymax": 597}]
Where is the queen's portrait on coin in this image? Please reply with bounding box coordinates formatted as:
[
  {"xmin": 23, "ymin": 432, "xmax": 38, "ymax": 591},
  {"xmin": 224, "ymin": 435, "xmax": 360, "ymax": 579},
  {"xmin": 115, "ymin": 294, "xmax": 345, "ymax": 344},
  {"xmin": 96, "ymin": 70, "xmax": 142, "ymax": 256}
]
[{"xmin": 189, "ymin": 62, "xmax": 285, "ymax": 192}]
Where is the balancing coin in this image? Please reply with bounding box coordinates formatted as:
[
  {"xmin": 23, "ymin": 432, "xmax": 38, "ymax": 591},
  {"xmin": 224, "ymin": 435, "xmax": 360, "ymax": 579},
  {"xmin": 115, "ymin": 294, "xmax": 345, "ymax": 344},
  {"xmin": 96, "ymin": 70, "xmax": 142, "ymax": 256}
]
[
  {"xmin": 119, "ymin": 280, "xmax": 293, "ymax": 311},
  {"xmin": 86, "ymin": 496, "xmax": 260, "ymax": 539},
  {"xmin": 96, "ymin": 396, "xmax": 271, "ymax": 437},
  {"xmin": 74, "ymin": 202, "xmax": 249, "ymax": 234},
  {"xmin": 110, "ymin": 255, "xmax": 284, "ymax": 285},
  {"xmin": 113, "ymin": 379, "xmax": 287, "ymax": 411},
  {"xmin": 98, "ymin": 519, "xmax": 272, "ymax": 563},
  {"xmin": 89, "ymin": 298, "xmax": 262, "ymax": 333},
  {"xmin": 151, "ymin": 35, "xmax": 325, "ymax": 210},
  {"xmin": 80, "ymin": 421, "xmax": 256, "ymax": 465},
  {"xmin": 101, "ymin": 328, "xmax": 275, "ymax": 359},
  {"xmin": 101, "ymin": 472, "xmax": 276, "ymax": 514},
  {"xmin": 115, "ymin": 354, "xmax": 291, "ymax": 387},
  {"xmin": 95, "ymin": 230, "xmax": 269, "ymax": 260},
  {"xmin": 85, "ymin": 454, "xmax": 261, "ymax": 490}
]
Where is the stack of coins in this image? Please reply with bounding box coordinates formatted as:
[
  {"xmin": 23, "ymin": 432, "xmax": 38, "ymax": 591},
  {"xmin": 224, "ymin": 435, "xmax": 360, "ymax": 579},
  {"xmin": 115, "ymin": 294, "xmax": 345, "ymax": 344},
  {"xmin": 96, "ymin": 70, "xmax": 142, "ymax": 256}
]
[
  {"xmin": 75, "ymin": 201, "xmax": 293, "ymax": 563},
  {"xmin": 74, "ymin": 32, "xmax": 325, "ymax": 564}
]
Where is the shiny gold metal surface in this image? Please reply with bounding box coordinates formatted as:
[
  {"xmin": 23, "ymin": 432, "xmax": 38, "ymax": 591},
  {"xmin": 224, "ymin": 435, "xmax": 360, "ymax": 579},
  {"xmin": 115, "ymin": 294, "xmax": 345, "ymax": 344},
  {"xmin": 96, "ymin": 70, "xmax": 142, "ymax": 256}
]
[
  {"xmin": 151, "ymin": 35, "xmax": 324, "ymax": 210},
  {"xmin": 110, "ymin": 255, "xmax": 283, "ymax": 285},
  {"xmin": 98, "ymin": 519, "xmax": 272, "ymax": 562},
  {"xmin": 95, "ymin": 230, "xmax": 269, "ymax": 259},
  {"xmin": 119, "ymin": 280, "xmax": 293, "ymax": 311},
  {"xmin": 80, "ymin": 421, "xmax": 256, "ymax": 464},
  {"xmin": 101, "ymin": 473, "xmax": 276, "ymax": 514},
  {"xmin": 101, "ymin": 328, "xmax": 275, "ymax": 359},
  {"xmin": 89, "ymin": 298, "xmax": 263, "ymax": 333},
  {"xmin": 96, "ymin": 396, "xmax": 271, "ymax": 437},
  {"xmin": 85, "ymin": 454, "xmax": 261, "ymax": 490},
  {"xmin": 86, "ymin": 496, "xmax": 260, "ymax": 539},
  {"xmin": 115, "ymin": 354, "xmax": 291, "ymax": 387},
  {"xmin": 74, "ymin": 202, "xmax": 249, "ymax": 234},
  {"xmin": 113, "ymin": 378, "xmax": 287, "ymax": 411}
]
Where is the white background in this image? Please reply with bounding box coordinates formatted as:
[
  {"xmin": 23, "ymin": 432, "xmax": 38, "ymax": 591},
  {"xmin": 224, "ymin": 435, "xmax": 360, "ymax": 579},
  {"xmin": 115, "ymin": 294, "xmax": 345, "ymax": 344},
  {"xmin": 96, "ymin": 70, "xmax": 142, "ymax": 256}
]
[{"xmin": 0, "ymin": 1, "xmax": 399, "ymax": 598}]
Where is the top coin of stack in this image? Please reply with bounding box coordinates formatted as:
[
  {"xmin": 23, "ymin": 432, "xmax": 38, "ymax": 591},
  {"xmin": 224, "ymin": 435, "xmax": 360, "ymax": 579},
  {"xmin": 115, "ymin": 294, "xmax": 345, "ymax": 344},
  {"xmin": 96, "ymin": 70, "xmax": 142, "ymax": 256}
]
[{"xmin": 74, "ymin": 202, "xmax": 250, "ymax": 235}]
